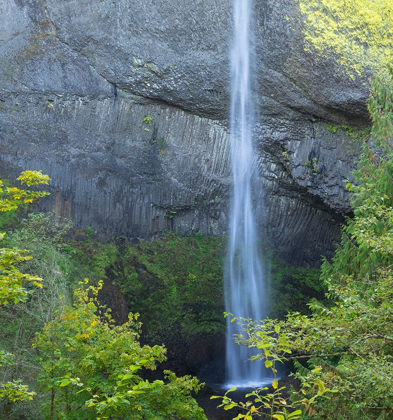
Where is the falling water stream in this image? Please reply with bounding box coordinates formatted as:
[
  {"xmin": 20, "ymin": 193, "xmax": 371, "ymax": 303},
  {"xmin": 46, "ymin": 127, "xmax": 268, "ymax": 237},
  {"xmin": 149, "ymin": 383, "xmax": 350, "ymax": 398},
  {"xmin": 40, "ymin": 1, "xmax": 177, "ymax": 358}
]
[{"xmin": 225, "ymin": 0, "xmax": 269, "ymax": 388}]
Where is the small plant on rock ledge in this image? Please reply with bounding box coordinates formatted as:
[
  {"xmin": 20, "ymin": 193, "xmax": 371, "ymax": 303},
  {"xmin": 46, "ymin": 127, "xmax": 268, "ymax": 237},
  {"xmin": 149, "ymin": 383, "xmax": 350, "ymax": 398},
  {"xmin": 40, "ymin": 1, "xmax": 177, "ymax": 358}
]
[
  {"xmin": 143, "ymin": 116, "xmax": 152, "ymax": 132},
  {"xmin": 152, "ymin": 137, "xmax": 168, "ymax": 156},
  {"xmin": 304, "ymin": 157, "xmax": 318, "ymax": 176}
]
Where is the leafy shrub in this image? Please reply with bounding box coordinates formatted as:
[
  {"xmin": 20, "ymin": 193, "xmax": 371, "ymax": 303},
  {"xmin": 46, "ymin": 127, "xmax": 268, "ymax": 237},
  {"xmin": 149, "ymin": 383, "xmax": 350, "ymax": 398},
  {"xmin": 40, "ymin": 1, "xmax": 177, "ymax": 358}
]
[{"xmin": 34, "ymin": 281, "xmax": 207, "ymax": 420}]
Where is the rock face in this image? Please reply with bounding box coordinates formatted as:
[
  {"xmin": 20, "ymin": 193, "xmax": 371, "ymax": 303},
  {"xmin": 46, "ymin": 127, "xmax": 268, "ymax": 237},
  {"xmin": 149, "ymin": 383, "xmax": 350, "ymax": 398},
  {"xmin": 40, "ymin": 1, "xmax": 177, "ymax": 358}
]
[{"xmin": 0, "ymin": 0, "xmax": 371, "ymax": 266}]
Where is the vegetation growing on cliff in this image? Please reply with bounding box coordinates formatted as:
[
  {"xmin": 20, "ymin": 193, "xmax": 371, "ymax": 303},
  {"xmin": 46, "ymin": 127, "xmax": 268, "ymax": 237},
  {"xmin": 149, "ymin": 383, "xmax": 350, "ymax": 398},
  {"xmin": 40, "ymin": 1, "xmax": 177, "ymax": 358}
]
[
  {"xmin": 71, "ymin": 233, "xmax": 321, "ymax": 353},
  {"xmin": 297, "ymin": 0, "xmax": 393, "ymax": 78},
  {"xmin": 106, "ymin": 234, "xmax": 226, "ymax": 346}
]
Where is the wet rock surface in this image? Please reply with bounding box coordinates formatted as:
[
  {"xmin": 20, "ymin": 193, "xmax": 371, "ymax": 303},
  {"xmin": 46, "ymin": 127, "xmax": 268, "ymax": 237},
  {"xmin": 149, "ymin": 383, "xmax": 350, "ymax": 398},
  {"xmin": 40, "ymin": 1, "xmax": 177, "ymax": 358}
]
[{"xmin": 0, "ymin": 0, "xmax": 371, "ymax": 265}]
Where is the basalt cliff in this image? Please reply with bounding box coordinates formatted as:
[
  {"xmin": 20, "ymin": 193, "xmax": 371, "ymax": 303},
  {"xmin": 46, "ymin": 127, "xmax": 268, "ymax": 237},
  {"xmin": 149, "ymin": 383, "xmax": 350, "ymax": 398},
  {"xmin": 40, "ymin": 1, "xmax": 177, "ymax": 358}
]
[{"xmin": 0, "ymin": 0, "xmax": 371, "ymax": 266}]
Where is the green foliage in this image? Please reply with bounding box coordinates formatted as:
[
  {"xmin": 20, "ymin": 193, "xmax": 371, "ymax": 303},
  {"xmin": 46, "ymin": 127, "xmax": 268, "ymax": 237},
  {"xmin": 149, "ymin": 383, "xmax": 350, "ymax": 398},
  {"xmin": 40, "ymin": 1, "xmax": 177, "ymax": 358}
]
[
  {"xmin": 70, "ymin": 233, "xmax": 321, "ymax": 348},
  {"xmin": 0, "ymin": 171, "xmax": 50, "ymax": 416},
  {"xmin": 0, "ymin": 174, "xmax": 327, "ymax": 419},
  {"xmin": 152, "ymin": 136, "xmax": 168, "ymax": 156},
  {"xmin": 325, "ymin": 124, "xmax": 354, "ymax": 135},
  {"xmin": 269, "ymin": 257, "xmax": 323, "ymax": 318},
  {"xmin": 0, "ymin": 171, "xmax": 50, "ymax": 305},
  {"xmin": 0, "ymin": 212, "xmax": 76, "ymax": 310},
  {"xmin": 326, "ymin": 67, "xmax": 393, "ymax": 281},
  {"xmin": 0, "ymin": 179, "xmax": 20, "ymax": 231},
  {"xmin": 34, "ymin": 281, "xmax": 206, "ymax": 420},
  {"xmin": 0, "ymin": 352, "xmax": 35, "ymax": 403},
  {"xmin": 143, "ymin": 116, "xmax": 152, "ymax": 124},
  {"xmin": 0, "ymin": 212, "xmax": 115, "ymax": 419},
  {"xmin": 304, "ymin": 157, "xmax": 319, "ymax": 175},
  {"xmin": 323, "ymin": 124, "xmax": 371, "ymax": 145},
  {"xmin": 0, "ymin": 244, "xmax": 43, "ymax": 306},
  {"xmin": 64, "ymin": 231, "xmax": 117, "ymax": 281},
  {"xmin": 106, "ymin": 233, "xmax": 225, "ymax": 347},
  {"xmin": 1, "ymin": 210, "xmax": 212, "ymax": 419},
  {"xmin": 0, "ymin": 171, "xmax": 49, "ymax": 213},
  {"xmin": 16, "ymin": 211, "xmax": 73, "ymax": 247},
  {"xmin": 143, "ymin": 116, "xmax": 153, "ymax": 132},
  {"xmin": 84, "ymin": 225, "xmax": 94, "ymax": 238},
  {"xmin": 212, "ymin": 383, "xmax": 302, "ymax": 420},
  {"xmin": 217, "ymin": 68, "xmax": 393, "ymax": 419}
]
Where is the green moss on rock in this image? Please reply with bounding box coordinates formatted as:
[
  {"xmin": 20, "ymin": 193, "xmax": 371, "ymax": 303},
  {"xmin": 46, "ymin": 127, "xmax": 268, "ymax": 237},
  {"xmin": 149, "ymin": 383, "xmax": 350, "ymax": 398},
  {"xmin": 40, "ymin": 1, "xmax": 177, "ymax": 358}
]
[{"xmin": 297, "ymin": 0, "xmax": 392, "ymax": 78}]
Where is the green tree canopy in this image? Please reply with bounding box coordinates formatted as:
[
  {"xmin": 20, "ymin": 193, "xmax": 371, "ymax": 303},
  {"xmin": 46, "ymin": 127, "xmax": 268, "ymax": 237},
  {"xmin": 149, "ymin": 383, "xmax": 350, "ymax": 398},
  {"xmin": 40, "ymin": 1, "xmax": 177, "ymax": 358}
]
[
  {"xmin": 34, "ymin": 280, "xmax": 207, "ymax": 420},
  {"xmin": 0, "ymin": 171, "xmax": 50, "ymax": 305},
  {"xmin": 0, "ymin": 171, "xmax": 50, "ymax": 416}
]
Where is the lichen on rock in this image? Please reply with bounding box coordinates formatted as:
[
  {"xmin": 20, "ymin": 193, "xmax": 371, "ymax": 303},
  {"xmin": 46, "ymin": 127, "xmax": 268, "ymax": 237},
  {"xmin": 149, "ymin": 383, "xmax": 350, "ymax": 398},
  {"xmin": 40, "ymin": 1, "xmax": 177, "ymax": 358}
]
[{"xmin": 297, "ymin": 0, "xmax": 393, "ymax": 78}]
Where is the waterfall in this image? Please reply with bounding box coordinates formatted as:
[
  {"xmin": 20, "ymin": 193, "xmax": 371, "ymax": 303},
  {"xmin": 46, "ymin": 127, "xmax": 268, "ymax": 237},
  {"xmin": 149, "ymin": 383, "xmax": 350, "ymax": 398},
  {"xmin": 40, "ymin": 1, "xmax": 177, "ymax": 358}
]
[{"xmin": 225, "ymin": 0, "xmax": 269, "ymax": 387}]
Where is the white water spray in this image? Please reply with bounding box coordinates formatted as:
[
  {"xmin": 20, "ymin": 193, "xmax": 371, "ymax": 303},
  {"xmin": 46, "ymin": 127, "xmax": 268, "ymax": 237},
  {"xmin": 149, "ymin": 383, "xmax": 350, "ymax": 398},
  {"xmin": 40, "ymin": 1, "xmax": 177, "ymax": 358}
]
[{"xmin": 225, "ymin": 0, "xmax": 269, "ymax": 388}]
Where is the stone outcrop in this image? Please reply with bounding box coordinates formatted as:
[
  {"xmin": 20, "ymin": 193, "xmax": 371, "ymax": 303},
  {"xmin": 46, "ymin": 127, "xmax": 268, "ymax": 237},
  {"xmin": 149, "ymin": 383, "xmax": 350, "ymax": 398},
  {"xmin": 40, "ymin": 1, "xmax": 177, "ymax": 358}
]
[{"xmin": 0, "ymin": 0, "xmax": 371, "ymax": 266}]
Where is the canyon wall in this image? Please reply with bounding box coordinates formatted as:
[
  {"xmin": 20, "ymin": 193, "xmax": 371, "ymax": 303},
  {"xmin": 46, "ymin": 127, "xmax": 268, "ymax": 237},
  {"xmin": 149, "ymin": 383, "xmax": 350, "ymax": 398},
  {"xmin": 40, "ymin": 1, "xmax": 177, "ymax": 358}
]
[{"xmin": 0, "ymin": 0, "xmax": 371, "ymax": 265}]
